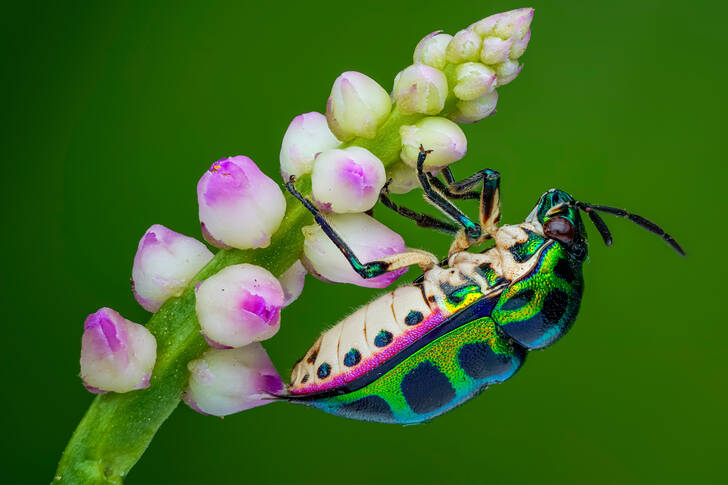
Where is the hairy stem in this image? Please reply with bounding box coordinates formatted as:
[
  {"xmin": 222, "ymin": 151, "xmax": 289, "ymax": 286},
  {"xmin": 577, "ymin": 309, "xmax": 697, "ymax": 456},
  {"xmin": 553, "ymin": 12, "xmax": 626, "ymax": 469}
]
[{"xmin": 54, "ymin": 109, "xmax": 425, "ymax": 484}]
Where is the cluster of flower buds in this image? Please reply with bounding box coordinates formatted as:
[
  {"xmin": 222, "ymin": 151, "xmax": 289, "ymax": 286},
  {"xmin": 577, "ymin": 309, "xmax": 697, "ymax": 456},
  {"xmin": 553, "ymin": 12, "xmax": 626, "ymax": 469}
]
[{"xmin": 77, "ymin": 7, "xmax": 533, "ymax": 419}]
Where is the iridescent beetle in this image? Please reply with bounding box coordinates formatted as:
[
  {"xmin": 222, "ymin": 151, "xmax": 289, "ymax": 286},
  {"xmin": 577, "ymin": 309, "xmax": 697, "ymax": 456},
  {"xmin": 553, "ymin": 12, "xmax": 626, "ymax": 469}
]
[{"xmin": 280, "ymin": 147, "xmax": 684, "ymax": 424}]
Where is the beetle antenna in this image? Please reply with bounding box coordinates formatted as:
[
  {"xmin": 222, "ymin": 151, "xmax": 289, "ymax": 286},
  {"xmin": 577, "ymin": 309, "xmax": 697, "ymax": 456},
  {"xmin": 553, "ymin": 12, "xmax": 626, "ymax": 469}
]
[
  {"xmin": 577, "ymin": 202, "xmax": 685, "ymax": 256},
  {"xmin": 573, "ymin": 201, "xmax": 613, "ymax": 247}
]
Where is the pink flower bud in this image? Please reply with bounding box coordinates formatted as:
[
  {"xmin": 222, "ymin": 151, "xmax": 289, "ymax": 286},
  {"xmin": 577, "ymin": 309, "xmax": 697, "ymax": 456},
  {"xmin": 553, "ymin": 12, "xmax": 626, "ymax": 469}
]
[
  {"xmin": 279, "ymin": 260, "xmax": 306, "ymax": 307},
  {"xmin": 183, "ymin": 344, "xmax": 283, "ymax": 417},
  {"xmin": 510, "ymin": 29, "xmax": 531, "ymax": 60},
  {"xmin": 301, "ymin": 213, "xmax": 407, "ymax": 288},
  {"xmin": 392, "ymin": 64, "xmax": 448, "ymax": 115},
  {"xmin": 326, "ymin": 71, "xmax": 391, "ymax": 141},
  {"xmin": 413, "ymin": 31, "xmax": 453, "ymax": 70},
  {"xmin": 470, "ymin": 8, "xmax": 534, "ymax": 41},
  {"xmin": 400, "ymin": 117, "xmax": 467, "ymax": 170},
  {"xmin": 449, "ymin": 90, "xmax": 499, "ymax": 124},
  {"xmin": 453, "ymin": 62, "xmax": 497, "ymax": 101},
  {"xmin": 131, "ymin": 224, "xmax": 213, "ymax": 312},
  {"xmin": 480, "ymin": 36, "xmax": 514, "ymax": 65},
  {"xmin": 386, "ymin": 161, "xmax": 419, "ymax": 195},
  {"xmin": 197, "ymin": 156, "xmax": 286, "ymax": 250},
  {"xmin": 445, "ymin": 29, "xmax": 482, "ymax": 64},
  {"xmin": 495, "ymin": 59, "xmax": 523, "ymax": 86},
  {"xmin": 311, "ymin": 146, "xmax": 386, "ymax": 213},
  {"xmin": 279, "ymin": 112, "xmax": 341, "ymax": 179},
  {"xmin": 195, "ymin": 264, "xmax": 284, "ymax": 348},
  {"xmin": 80, "ymin": 308, "xmax": 157, "ymax": 394}
]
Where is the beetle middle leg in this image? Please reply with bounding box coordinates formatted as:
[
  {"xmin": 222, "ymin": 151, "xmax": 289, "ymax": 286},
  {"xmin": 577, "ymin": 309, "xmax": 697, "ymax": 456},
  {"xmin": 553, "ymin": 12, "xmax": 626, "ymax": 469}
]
[
  {"xmin": 285, "ymin": 177, "xmax": 440, "ymax": 278},
  {"xmin": 378, "ymin": 180, "xmax": 459, "ymax": 235}
]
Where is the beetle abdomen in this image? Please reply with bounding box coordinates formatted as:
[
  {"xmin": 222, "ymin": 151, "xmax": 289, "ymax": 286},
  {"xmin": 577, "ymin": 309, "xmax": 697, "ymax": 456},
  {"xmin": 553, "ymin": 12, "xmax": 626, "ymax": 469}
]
[
  {"xmin": 289, "ymin": 285, "xmax": 443, "ymax": 395},
  {"xmin": 303, "ymin": 316, "xmax": 526, "ymax": 424}
]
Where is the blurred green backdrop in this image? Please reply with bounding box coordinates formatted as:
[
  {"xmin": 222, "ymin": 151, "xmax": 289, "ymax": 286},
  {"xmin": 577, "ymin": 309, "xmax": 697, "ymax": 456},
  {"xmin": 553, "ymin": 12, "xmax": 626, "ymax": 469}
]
[{"xmin": 2, "ymin": 0, "xmax": 726, "ymax": 483}]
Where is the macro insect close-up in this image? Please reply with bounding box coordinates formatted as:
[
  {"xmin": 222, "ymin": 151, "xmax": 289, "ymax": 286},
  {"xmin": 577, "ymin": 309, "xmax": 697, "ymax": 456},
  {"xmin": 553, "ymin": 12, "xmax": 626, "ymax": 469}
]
[{"xmin": 3, "ymin": 1, "xmax": 726, "ymax": 484}]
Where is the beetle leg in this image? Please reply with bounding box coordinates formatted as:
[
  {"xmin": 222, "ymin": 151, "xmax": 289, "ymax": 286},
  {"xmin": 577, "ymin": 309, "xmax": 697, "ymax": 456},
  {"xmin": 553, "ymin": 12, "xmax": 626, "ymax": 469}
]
[
  {"xmin": 286, "ymin": 176, "xmax": 439, "ymax": 278},
  {"xmin": 379, "ymin": 180, "xmax": 459, "ymax": 234},
  {"xmin": 415, "ymin": 146, "xmax": 482, "ymax": 240}
]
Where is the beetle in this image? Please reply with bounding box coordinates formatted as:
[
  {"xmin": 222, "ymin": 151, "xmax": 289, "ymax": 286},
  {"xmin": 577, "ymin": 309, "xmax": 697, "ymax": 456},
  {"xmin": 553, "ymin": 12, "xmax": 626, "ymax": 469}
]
[{"xmin": 280, "ymin": 146, "xmax": 684, "ymax": 425}]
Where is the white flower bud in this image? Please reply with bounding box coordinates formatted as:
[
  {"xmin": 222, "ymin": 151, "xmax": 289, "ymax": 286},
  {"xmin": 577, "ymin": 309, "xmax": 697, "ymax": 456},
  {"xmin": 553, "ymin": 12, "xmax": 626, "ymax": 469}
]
[
  {"xmin": 510, "ymin": 29, "xmax": 531, "ymax": 60},
  {"xmin": 279, "ymin": 112, "xmax": 341, "ymax": 179},
  {"xmin": 196, "ymin": 264, "xmax": 284, "ymax": 348},
  {"xmin": 279, "ymin": 260, "xmax": 306, "ymax": 307},
  {"xmin": 311, "ymin": 146, "xmax": 386, "ymax": 213},
  {"xmin": 326, "ymin": 71, "xmax": 391, "ymax": 141},
  {"xmin": 392, "ymin": 64, "xmax": 448, "ymax": 115},
  {"xmin": 386, "ymin": 162, "xmax": 419, "ymax": 195},
  {"xmin": 445, "ymin": 29, "xmax": 482, "ymax": 64},
  {"xmin": 413, "ymin": 31, "xmax": 453, "ymax": 70},
  {"xmin": 183, "ymin": 344, "xmax": 283, "ymax": 417},
  {"xmin": 448, "ymin": 90, "xmax": 499, "ymax": 124},
  {"xmin": 470, "ymin": 8, "xmax": 534, "ymax": 41},
  {"xmin": 480, "ymin": 36, "xmax": 514, "ymax": 65},
  {"xmin": 302, "ymin": 213, "xmax": 406, "ymax": 288},
  {"xmin": 197, "ymin": 156, "xmax": 286, "ymax": 250},
  {"xmin": 453, "ymin": 62, "xmax": 497, "ymax": 101},
  {"xmin": 495, "ymin": 59, "xmax": 523, "ymax": 86},
  {"xmin": 80, "ymin": 308, "xmax": 157, "ymax": 394},
  {"xmin": 131, "ymin": 224, "xmax": 213, "ymax": 313},
  {"xmin": 400, "ymin": 117, "xmax": 467, "ymax": 171}
]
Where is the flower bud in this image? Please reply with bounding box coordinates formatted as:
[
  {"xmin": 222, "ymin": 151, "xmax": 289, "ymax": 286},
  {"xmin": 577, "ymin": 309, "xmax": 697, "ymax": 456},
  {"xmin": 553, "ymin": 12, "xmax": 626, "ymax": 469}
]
[
  {"xmin": 196, "ymin": 264, "xmax": 284, "ymax": 348},
  {"xmin": 445, "ymin": 29, "xmax": 482, "ymax": 64},
  {"xmin": 480, "ymin": 36, "xmax": 514, "ymax": 65},
  {"xmin": 495, "ymin": 59, "xmax": 523, "ymax": 86},
  {"xmin": 386, "ymin": 161, "xmax": 419, "ymax": 195},
  {"xmin": 80, "ymin": 308, "xmax": 157, "ymax": 394},
  {"xmin": 279, "ymin": 260, "xmax": 306, "ymax": 307},
  {"xmin": 183, "ymin": 344, "xmax": 284, "ymax": 417},
  {"xmin": 470, "ymin": 8, "xmax": 534, "ymax": 41},
  {"xmin": 197, "ymin": 156, "xmax": 286, "ymax": 250},
  {"xmin": 413, "ymin": 31, "xmax": 453, "ymax": 70},
  {"xmin": 392, "ymin": 64, "xmax": 448, "ymax": 115},
  {"xmin": 400, "ymin": 117, "xmax": 467, "ymax": 170},
  {"xmin": 453, "ymin": 62, "xmax": 497, "ymax": 101},
  {"xmin": 311, "ymin": 146, "xmax": 386, "ymax": 213},
  {"xmin": 279, "ymin": 112, "xmax": 341, "ymax": 179},
  {"xmin": 326, "ymin": 71, "xmax": 391, "ymax": 141},
  {"xmin": 302, "ymin": 213, "xmax": 407, "ymax": 288},
  {"xmin": 449, "ymin": 90, "xmax": 499, "ymax": 124},
  {"xmin": 131, "ymin": 225, "xmax": 213, "ymax": 313}
]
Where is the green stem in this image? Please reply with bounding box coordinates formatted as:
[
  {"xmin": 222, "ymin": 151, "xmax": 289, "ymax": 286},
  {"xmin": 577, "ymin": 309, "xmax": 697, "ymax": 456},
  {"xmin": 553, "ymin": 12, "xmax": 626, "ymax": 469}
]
[{"xmin": 53, "ymin": 108, "xmax": 427, "ymax": 484}]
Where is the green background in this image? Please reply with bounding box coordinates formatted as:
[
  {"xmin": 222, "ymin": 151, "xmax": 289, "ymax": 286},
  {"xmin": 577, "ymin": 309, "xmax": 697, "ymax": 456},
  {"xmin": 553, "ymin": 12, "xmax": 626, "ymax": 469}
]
[{"xmin": 3, "ymin": 0, "xmax": 726, "ymax": 483}]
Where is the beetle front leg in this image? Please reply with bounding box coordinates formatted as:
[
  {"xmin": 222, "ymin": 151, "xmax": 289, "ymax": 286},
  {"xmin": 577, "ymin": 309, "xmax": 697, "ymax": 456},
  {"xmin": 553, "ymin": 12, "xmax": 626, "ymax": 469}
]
[{"xmin": 286, "ymin": 177, "xmax": 439, "ymax": 279}]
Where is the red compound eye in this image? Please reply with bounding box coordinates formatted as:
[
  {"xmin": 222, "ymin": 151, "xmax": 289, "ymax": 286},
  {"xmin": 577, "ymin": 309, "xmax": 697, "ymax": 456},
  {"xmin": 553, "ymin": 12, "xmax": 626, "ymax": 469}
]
[{"xmin": 544, "ymin": 216, "xmax": 575, "ymax": 243}]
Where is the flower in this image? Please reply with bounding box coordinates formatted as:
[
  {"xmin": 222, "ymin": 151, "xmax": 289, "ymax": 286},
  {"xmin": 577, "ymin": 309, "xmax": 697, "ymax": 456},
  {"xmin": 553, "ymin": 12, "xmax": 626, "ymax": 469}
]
[
  {"xmin": 386, "ymin": 161, "xmax": 420, "ymax": 194},
  {"xmin": 197, "ymin": 156, "xmax": 286, "ymax": 250},
  {"xmin": 326, "ymin": 71, "xmax": 391, "ymax": 141},
  {"xmin": 480, "ymin": 36, "xmax": 514, "ymax": 65},
  {"xmin": 453, "ymin": 62, "xmax": 497, "ymax": 101},
  {"xmin": 448, "ymin": 90, "xmax": 499, "ymax": 124},
  {"xmin": 392, "ymin": 64, "xmax": 448, "ymax": 115},
  {"xmin": 311, "ymin": 146, "xmax": 386, "ymax": 213},
  {"xmin": 413, "ymin": 31, "xmax": 453, "ymax": 70},
  {"xmin": 279, "ymin": 260, "xmax": 306, "ymax": 307},
  {"xmin": 279, "ymin": 112, "xmax": 341, "ymax": 179},
  {"xmin": 183, "ymin": 344, "xmax": 284, "ymax": 417},
  {"xmin": 445, "ymin": 29, "xmax": 482, "ymax": 64},
  {"xmin": 80, "ymin": 308, "xmax": 157, "ymax": 394},
  {"xmin": 131, "ymin": 224, "xmax": 213, "ymax": 312},
  {"xmin": 400, "ymin": 117, "xmax": 467, "ymax": 170},
  {"xmin": 470, "ymin": 8, "xmax": 534, "ymax": 42},
  {"xmin": 301, "ymin": 212, "xmax": 407, "ymax": 288},
  {"xmin": 494, "ymin": 59, "xmax": 523, "ymax": 86},
  {"xmin": 195, "ymin": 264, "xmax": 284, "ymax": 348}
]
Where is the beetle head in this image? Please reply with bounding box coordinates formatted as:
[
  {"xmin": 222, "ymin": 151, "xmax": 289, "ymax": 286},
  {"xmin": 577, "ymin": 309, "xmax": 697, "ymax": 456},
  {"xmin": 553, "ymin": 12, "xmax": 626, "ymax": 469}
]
[{"xmin": 526, "ymin": 189, "xmax": 588, "ymax": 261}]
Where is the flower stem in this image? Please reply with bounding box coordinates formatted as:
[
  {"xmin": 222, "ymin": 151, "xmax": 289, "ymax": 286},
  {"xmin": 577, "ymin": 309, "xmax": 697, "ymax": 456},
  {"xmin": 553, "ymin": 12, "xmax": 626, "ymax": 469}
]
[{"xmin": 53, "ymin": 107, "xmax": 427, "ymax": 483}]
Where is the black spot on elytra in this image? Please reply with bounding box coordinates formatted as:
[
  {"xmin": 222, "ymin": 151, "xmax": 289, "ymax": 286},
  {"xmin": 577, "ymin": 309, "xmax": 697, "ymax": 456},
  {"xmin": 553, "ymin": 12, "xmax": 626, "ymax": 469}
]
[
  {"xmin": 317, "ymin": 363, "xmax": 331, "ymax": 379},
  {"xmin": 401, "ymin": 361, "xmax": 455, "ymax": 415},
  {"xmin": 405, "ymin": 311, "xmax": 424, "ymax": 326},
  {"xmin": 428, "ymin": 295, "xmax": 436, "ymax": 303},
  {"xmin": 301, "ymin": 374, "xmax": 309, "ymax": 383},
  {"xmin": 500, "ymin": 288, "xmax": 535, "ymax": 311},
  {"xmin": 343, "ymin": 348, "xmax": 361, "ymax": 367},
  {"xmin": 458, "ymin": 341, "xmax": 523, "ymax": 382},
  {"xmin": 553, "ymin": 258, "xmax": 574, "ymax": 283},
  {"xmin": 542, "ymin": 288, "xmax": 568, "ymax": 324},
  {"xmin": 374, "ymin": 330, "xmax": 393, "ymax": 347},
  {"xmin": 306, "ymin": 350, "xmax": 318, "ymax": 364},
  {"xmin": 337, "ymin": 395, "xmax": 395, "ymax": 423}
]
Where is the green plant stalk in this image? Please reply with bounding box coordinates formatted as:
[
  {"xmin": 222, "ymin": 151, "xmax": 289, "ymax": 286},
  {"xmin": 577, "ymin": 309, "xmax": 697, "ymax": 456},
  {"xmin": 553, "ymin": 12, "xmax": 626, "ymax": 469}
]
[{"xmin": 54, "ymin": 106, "xmax": 428, "ymax": 484}]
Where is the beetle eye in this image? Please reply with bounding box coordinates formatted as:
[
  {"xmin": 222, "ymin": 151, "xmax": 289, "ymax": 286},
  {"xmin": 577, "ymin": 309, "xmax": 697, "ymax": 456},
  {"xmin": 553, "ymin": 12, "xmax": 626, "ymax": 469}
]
[{"xmin": 544, "ymin": 216, "xmax": 574, "ymax": 243}]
